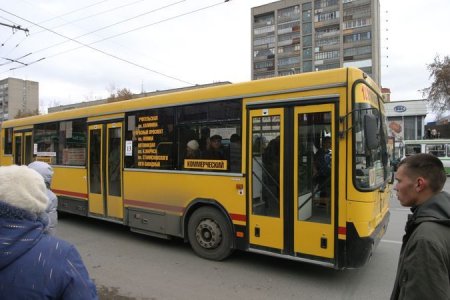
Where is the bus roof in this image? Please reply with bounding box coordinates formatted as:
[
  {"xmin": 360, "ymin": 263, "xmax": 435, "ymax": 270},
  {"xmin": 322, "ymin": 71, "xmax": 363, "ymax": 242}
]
[{"xmin": 2, "ymin": 67, "xmax": 375, "ymax": 128}]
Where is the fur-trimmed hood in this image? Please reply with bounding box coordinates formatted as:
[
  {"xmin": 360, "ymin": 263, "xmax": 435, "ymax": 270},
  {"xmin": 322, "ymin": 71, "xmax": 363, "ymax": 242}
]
[{"xmin": 0, "ymin": 165, "xmax": 48, "ymax": 214}]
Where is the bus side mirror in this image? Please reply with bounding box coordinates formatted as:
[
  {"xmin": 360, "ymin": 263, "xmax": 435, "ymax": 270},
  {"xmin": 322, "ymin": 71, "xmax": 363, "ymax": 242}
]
[{"xmin": 364, "ymin": 114, "xmax": 379, "ymax": 150}]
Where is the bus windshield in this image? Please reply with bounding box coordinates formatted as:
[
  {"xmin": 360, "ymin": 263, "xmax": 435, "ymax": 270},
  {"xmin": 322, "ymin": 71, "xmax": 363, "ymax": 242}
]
[{"xmin": 353, "ymin": 87, "xmax": 390, "ymax": 190}]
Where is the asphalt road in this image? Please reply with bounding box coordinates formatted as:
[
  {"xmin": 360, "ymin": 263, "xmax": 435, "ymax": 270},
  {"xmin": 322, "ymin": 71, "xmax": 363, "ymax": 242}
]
[{"xmin": 56, "ymin": 180, "xmax": 450, "ymax": 300}]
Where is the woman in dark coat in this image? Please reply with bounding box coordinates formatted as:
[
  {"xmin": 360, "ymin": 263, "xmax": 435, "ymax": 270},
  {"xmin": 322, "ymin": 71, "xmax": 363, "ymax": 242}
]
[{"xmin": 0, "ymin": 165, "xmax": 98, "ymax": 299}]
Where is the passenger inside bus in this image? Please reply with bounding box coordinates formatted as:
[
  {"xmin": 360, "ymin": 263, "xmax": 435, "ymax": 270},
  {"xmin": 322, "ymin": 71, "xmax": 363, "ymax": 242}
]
[
  {"xmin": 202, "ymin": 134, "xmax": 225, "ymax": 160},
  {"xmin": 229, "ymin": 134, "xmax": 241, "ymax": 172},
  {"xmin": 261, "ymin": 135, "xmax": 280, "ymax": 217},
  {"xmin": 199, "ymin": 127, "xmax": 210, "ymax": 153},
  {"xmin": 186, "ymin": 140, "xmax": 200, "ymax": 159},
  {"xmin": 314, "ymin": 136, "xmax": 331, "ymax": 198}
]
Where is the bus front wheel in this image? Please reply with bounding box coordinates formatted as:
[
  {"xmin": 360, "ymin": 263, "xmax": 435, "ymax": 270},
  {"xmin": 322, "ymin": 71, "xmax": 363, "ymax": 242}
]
[{"xmin": 187, "ymin": 207, "xmax": 233, "ymax": 261}]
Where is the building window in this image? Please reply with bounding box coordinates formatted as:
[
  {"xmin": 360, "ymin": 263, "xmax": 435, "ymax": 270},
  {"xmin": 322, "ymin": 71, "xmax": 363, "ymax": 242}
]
[
  {"xmin": 254, "ymin": 13, "xmax": 274, "ymax": 26},
  {"xmin": 278, "ymin": 32, "xmax": 300, "ymax": 46},
  {"xmin": 277, "ymin": 21, "xmax": 300, "ymax": 35},
  {"xmin": 344, "ymin": 45, "xmax": 372, "ymax": 57},
  {"xmin": 254, "ymin": 48, "xmax": 275, "ymax": 59},
  {"xmin": 303, "ymin": 60, "xmax": 313, "ymax": 72},
  {"xmin": 278, "ymin": 5, "xmax": 300, "ymax": 21},
  {"xmin": 316, "ymin": 36, "xmax": 339, "ymax": 46},
  {"xmin": 278, "ymin": 56, "xmax": 301, "ymax": 67},
  {"xmin": 343, "ymin": 17, "xmax": 371, "ymax": 30},
  {"xmin": 404, "ymin": 117, "xmax": 416, "ymax": 140},
  {"xmin": 303, "ymin": 47, "xmax": 312, "ymax": 59},
  {"xmin": 255, "ymin": 73, "xmax": 275, "ymax": 80},
  {"xmin": 302, "ymin": 2, "xmax": 312, "ymax": 11},
  {"xmin": 303, "ymin": 35, "xmax": 312, "ymax": 47},
  {"xmin": 302, "ymin": 22, "xmax": 312, "ymax": 35},
  {"xmin": 417, "ymin": 117, "xmax": 423, "ymax": 139},
  {"xmin": 315, "ymin": 62, "xmax": 340, "ymax": 71},
  {"xmin": 278, "ymin": 44, "xmax": 301, "ymax": 55},
  {"xmin": 314, "ymin": 0, "xmax": 338, "ymax": 9},
  {"xmin": 254, "ymin": 60, "xmax": 275, "ymax": 71},
  {"xmin": 344, "ymin": 31, "xmax": 371, "ymax": 43},
  {"xmin": 316, "ymin": 25, "xmax": 340, "ymax": 39},
  {"xmin": 314, "ymin": 10, "xmax": 339, "ymax": 22},
  {"xmin": 343, "ymin": 4, "xmax": 371, "ymax": 17},
  {"xmin": 302, "ymin": 10, "xmax": 312, "ymax": 22},
  {"xmin": 253, "ymin": 36, "xmax": 276, "ymax": 47},
  {"xmin": 315, "ymin": 50, "xmax": 339, "ymax": 60},
  {"xmin": 254, "ymin": 25, "xmax": 275, "ymax": 35}
]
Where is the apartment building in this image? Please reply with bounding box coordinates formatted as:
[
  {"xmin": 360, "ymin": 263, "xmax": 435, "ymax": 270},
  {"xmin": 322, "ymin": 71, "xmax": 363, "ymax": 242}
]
[
  {"xmin": 0, "ymin": 77, "xmax": 39, "ymax": 121},
  {"xmin": 251, "ymin": 0, "xmax": 380, "ymax": 84}
]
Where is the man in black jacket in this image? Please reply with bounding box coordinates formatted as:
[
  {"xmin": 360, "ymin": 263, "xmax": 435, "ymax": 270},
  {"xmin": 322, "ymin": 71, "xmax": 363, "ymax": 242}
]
[{"xmin": 391, "ymin": 153, "xmax": 450, "ymax": 300}]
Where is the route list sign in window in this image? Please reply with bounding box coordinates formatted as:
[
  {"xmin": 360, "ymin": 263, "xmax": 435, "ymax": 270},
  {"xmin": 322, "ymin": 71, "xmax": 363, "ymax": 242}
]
[{"xmin": 134, "ymin": 115, "xmax": 168, "ymax": 167}]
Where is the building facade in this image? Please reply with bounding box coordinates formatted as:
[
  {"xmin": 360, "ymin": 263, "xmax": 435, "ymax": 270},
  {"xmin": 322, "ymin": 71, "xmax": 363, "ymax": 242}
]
[
  {"xmin": 385, "ymin": 100, "xmax": 427, "ymax": 142},
  {"xmin": 0, "ymin": 77, "xmax": 39, "ymax": 121},
  {"xmin": 251, "ymin": 0, "xmax": 380, "ymax": 84}
]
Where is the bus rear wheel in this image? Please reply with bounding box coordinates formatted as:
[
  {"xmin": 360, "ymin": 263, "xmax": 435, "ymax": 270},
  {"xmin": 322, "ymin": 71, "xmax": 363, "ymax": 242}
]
[{"xmin": 187, "ymin": 207, "xmax": 233, "ymax": 261}]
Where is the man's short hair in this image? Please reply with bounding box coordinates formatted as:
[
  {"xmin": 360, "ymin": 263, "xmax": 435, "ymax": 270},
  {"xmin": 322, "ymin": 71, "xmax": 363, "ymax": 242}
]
[
  {"xmin": 210, "ymin": 134, "xmax": 222, "ymax": 141},
  {"xmin": 398, "ymin": 153, "xmax": 446, "ymax": 192}
]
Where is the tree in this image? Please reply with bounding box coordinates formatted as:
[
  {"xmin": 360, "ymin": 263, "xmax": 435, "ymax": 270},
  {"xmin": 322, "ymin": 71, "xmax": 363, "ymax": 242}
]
[
  {"xmin": 422, "ymin": 55, "xmax": 450, "ymax": 114},
  {"xmin": 106, "ymin": 87, "xmax": 133, "ymax": 103}
]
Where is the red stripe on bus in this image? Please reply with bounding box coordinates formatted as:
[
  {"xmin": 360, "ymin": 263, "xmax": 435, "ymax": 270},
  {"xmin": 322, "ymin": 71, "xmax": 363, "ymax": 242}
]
[
  {"xmin": 230, "ymin": 213, "xmax": 246, "ymax": 222},
  {"xmin": 124, "ymin": 199, "xmax": 185, "ymax": 213},
  {"xmin": 53, "ymin": 189, "xmax": 88, "ymax": 199},
  {"xmin": 338, "ymin": 227, "xmax": 347, "ymax": 235}
]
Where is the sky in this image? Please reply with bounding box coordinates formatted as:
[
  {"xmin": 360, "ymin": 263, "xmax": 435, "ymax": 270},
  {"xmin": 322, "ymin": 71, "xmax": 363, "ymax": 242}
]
[{"xmin": 1, "ymin": 0, "xmax": 449, "ymax": 114}]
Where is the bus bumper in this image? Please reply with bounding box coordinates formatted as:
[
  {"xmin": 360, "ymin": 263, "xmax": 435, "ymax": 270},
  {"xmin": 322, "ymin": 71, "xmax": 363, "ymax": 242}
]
[{"xmin": 344, "ymin": 211, "xmax": 390, "ymax": 268}]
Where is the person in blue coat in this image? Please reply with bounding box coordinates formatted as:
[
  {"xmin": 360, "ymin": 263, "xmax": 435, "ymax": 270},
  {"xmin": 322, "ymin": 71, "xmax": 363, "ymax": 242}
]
[
  {"xmin": 28, "ymin": 160, "xmax": 58, "ymax": 235},
  {"xmin": 0, "ymin": 165, "xmax": 98, "ymax": 300}
]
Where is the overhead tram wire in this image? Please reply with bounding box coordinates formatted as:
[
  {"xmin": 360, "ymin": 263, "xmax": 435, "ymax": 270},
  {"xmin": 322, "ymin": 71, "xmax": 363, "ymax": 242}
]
[
  {"xmin": 33, "ymin": 0, "xmax": 113, "ymax": 25},
  {"xmin": 0, "ymin": 5, "xmax": 194, "ymax": 85},
  {"xmin": 0, "ymin": 0, "xmax": 230, "ymax": 83},
  {"xmin": 29, "ymin": 0, "xmax": 227, "ymax": 60},
  {"xmin": 27, "ymin": 0, "xmax": 187, "ymax": 56},
  {"xmin": 12, "ymin": 0, "xmax": 148, "ymax": 50},
  {"xmin": 0, "ymin": 53, "xmax": 31, "ymax": 67},
  {"xmin": 5, "ymin": 0, "xmax": 113, "ymax": 56}
]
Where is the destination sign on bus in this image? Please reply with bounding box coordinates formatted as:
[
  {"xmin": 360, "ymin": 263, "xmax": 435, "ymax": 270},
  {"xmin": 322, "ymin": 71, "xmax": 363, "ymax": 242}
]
[{"xmin": 184, "ymin": 159, "xmax": 228, "ymax": 171}]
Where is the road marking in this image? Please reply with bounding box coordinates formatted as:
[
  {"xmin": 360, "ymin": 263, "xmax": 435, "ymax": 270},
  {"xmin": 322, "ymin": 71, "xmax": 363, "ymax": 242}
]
[{"xmin": 381, "ymin": 239, "xmax": 402, "ymax": 245}]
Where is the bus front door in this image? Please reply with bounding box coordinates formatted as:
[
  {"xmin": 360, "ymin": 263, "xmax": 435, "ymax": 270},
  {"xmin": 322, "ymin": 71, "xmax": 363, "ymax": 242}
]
[
  {"xmin": 249, "ymin": 108, "xmax": 284, "ymax": 250},
  {"xmin": 248, "ymin": 103, "xmax": 335, "ymax": 261},
  {"xmin": 88, "ymin": 122, "xmax": 124, "ymax": 220},
  {"xmin": 13, "ymin": 131, "xmax": 33, "ymax": 165}
]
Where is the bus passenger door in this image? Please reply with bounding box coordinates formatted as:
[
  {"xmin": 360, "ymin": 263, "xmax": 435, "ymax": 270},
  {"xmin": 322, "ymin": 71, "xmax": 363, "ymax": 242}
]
[
  {"xmin": 248, "ymin": 103, "xmax": 335, "ymax": 261},
  {"xmin": 248, "ymin": 108, "xmax": 284, "ymax": 250},
  {"xmin": 13, "ymin": 131, "xmax": 33, "ymax": 165},
  {"xmin": 88, "ymin": 124, "xmax": 104, "ymax": 215},
  {"xmin": 88, "ymin": 123, "xmax": 124, "ymax": 220},
  {"xmin": 294, "ymin": 104, "xmax": 335, "ymax": 259},
  {"xmin": 106, "ymin": 122, "xmax": 123, "ymax": 219}
]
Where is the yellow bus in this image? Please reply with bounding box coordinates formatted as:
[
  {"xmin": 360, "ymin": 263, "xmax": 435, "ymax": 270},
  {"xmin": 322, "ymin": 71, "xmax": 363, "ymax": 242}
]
[{"xmin": 0, "ymin": 67, "xmax": 391, "ymax": 269}]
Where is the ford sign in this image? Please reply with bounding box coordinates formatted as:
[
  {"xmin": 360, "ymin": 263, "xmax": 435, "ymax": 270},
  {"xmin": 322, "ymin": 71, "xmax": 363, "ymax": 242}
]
[{"xmin": 394, "ymin": 105, "xmax": 407, "ymax": 113}]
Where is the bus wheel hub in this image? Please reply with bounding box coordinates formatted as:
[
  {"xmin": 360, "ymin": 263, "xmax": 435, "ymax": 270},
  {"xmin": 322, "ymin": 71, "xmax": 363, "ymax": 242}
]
[{"xmin": 196, "ymin": 219, "xmax": 222, "ymax": 249}]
